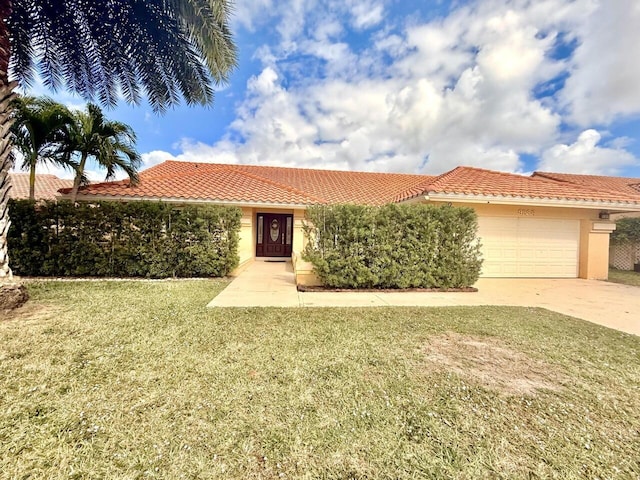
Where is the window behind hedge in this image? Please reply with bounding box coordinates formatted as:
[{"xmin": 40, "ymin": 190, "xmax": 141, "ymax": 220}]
[
  {"xmin": 8, "ymin": 200, "xmax": 241, "ymax": 278},
  {"xmin": 302, "ymin": 204, "xmax": 482, "ymax": 288}
]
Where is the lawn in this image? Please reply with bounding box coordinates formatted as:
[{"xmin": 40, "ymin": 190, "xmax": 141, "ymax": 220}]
[
  {"xmin": 1, "ymin": 281, "xmax": 639, "ymax": 479},
  {"xmin": 608, "ymin": 267, "xmax": 640, "ymax": 287}
]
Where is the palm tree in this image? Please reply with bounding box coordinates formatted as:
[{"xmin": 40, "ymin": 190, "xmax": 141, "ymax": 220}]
[
  {"xmin": 11, "ymin": 96, "xmax": 76, "ymax": 200},
  {"xmin": 0, "ymin": 0, "xmax": 237, "ymax": 280},
  {"xmin": 63, "ymin": 104, "xmax": 142, "ymax": 202}
]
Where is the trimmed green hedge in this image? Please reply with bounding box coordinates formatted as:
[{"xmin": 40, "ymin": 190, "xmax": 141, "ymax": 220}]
[
  {"xmin": 302, "ymin": 204, "xmax": 482, "ymax": 288},
  {"xmin": 8, "ymin": 200, "xmax": 241, "ymax": 278}
]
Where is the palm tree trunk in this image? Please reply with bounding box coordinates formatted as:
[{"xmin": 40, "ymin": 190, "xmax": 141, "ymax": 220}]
[
  {"xmin": 1, "ymin": 0, "xmax": 18, "ymax": 281},
  {"xmin": 28, "ymin": 157, "xmax": 36, "ymax": 200},
  {"xmin": 70, "ymin": 152, "xmax": 88, "ymax": 202}
]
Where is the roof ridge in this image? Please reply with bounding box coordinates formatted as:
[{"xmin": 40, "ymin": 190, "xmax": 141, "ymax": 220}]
[
  {"xmin": 422, "ymin": 166, "xmax": 466, "ymax": 192},
  {"xmin": 159, "ymin": 159, "xmax": 431, "ymax": 179},
  {"xmin": 532, "ymin": 171, "xmax": 640, "ymax": 200},
  {"xmin": 227, "ymin": 166, "xmax": 327, "ymax": 204},
  {"xmin": 534, "ymin": 170, "xmax": 640, "ymax": 182}
]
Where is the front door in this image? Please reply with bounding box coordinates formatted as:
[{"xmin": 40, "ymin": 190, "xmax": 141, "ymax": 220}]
[{"xmin": 256, "ymin": 213, "xmax": 293, "ymax": 257}]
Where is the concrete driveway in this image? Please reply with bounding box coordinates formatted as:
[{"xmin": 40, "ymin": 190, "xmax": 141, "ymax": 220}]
[{"xmin": 209, "ymin": 261, "xmax": 640, "ymax": 336}]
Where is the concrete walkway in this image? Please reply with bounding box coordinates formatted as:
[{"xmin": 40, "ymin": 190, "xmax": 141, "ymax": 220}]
[
  {"xmin": 207, "ymin": 259, "xmax": 300, "ymax": 307},
  {"xmin": 208, "ymin": 260, "xmax": 640, "ymax": 336}
]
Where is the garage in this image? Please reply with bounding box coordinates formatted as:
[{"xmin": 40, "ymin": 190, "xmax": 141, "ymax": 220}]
[{"xmin": 477, "ymin": 217, "xmax": 580, "ymax": 278}]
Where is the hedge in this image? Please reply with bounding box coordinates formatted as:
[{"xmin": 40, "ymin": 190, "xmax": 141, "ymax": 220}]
[
  {"xmin": 302, "ymin": 204, "xmax": 482, "ymax": 289},
  {"xmin": 8, "ymin": 200, "xmax": 241, "ymax": 278}
]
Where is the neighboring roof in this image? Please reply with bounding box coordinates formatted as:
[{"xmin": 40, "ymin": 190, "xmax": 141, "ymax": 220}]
[
  {"xmin": 533, "ymin": 171, "xmax": 640, "ymax": 198},
  {"xmin": 9, "ymin": 173, "xmax": 73, "ymax": 200},
  {"xmin": 419, "ymin": 166, "xmax": 640, "ymax": 204},
  {"xmin": 61, "ymin": 161, "xmax": 436, "ymax": 206},
  {"xmin": 60, "ymin": 160, "xmax": 640, "ymax": 208}
]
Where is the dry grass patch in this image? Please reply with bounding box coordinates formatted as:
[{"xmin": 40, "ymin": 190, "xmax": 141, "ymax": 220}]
[
  {"xmin": 2, "ymin": 302, "xmax": 60, "ymax": 323},
  {"xmin": 424, "ymin": 332, "xmax": 566, "ymax": 395}
]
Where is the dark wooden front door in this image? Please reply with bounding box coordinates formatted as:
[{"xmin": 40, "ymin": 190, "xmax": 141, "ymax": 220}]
[{"xmin": 256, "ymin": 213, "xmax": 293, "ymax": 257}]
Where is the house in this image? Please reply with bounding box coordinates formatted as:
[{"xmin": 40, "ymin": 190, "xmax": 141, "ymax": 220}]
[
  {"xmin": 532, "ymin": 171, "xmax": 640, "ymax": 271},
  {"xmin": 58, "ymin": 161, "xmax": 640, "ymax": 283},
  {"xmin": 9, "ymin": 173, "xmax": 73, "ymax": 200}
]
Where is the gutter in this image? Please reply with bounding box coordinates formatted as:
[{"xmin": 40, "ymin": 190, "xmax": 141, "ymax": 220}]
[
  {"xmin": 403, "ymin": 193, "xmax": 640, "ymax": 211},
  {"xmin": 56, "ymin": 194, "xmax": 313, "ymax": 210}
]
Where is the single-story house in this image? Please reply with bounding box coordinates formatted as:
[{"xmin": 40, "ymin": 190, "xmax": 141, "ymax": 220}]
[
  {"xmin": 58, "ymin": 161, "xmax": 640, "ymax": 283},
  {"xmin": 10, "ymin": 173, "xmax": 73, "ymax": 200}
]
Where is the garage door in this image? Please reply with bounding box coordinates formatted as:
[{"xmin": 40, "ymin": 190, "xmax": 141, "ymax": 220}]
[{"xmin": 477, "ymin": 217, "xmax": 580, "ymax": 278}]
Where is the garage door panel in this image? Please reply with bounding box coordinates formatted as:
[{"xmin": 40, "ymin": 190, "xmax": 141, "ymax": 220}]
[{"xmin": 477, "ymin": 217, "xmax": 579, "ymax": 278}]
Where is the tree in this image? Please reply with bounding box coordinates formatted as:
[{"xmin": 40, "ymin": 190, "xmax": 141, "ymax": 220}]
[
  {"xmin": 62, "ymin": 103, "xmax": 141, "ymax": 202},
  {"xmin": 11, "ymin": 96, "xmax": 75, "ymax": 200},
  {"xmin": 0, "ymin": 0, "xmax": 237, "ymax": 280}
]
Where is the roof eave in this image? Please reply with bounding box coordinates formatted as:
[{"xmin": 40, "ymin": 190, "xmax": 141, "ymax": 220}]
[
  {"xmin": 407, "ymin": 192, "xmax": 640, "ymax": 211},
  {"xmin": 58, "ymin": 193, "xmax": 314, "ymax": 210}
]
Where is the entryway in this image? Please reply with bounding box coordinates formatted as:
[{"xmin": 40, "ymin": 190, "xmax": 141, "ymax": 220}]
[{"xmin": 255, "ymin": 213, "xmax": 293, "ymax": 257}]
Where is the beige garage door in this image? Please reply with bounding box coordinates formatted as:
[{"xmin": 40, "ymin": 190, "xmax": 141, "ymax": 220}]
[{"xmin": 477, "ymin": 217, "xmax": 580, "ymax": 278}]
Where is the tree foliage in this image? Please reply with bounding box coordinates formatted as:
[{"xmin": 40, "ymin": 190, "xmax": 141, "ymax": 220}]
[
  {"xmin": 8, "ymin": 200, "xmax": 241, "ymax": 278},
  {"xmin": 60, "ymin": 103, "xmax": 141, "ymax": 201},
  {"xmin": 8, "ymin": 0, "xmax": 237, "ymax": 112},
  {"xmin": 303, "ymin": 204, "xmax": 483, "ymax": 289},
  {"xmin": 10, "ymin": 96, "xmax": 75, "ymax": 200},
  {"xmin": 611, "ymin": 217, "xmax": 640, "ymax": 245}
]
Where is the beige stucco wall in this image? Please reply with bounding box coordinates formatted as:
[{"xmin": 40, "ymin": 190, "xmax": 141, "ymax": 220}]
[
  {"xmin": 231, "ymin": 206, "xmax": 309, "ymax": 277},
  {"xmin": 233, "ymin": 201, "xmax": 618, "ymax": 282},
  {"xmin": 579, "ymin": 221, "xmax": 617, "ymax": 279},
  {"xmin": 430, "ymin": 202, "xmax": 615, "ymax": 280}
]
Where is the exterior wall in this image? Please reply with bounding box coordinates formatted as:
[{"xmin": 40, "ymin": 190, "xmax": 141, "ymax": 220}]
[
  {"xmin": 437, "ymin": 202, "xmax": 615, "ymax": 280},
  {"xmin": 579, "ymin": 221, "xmax": 616, "ymax": 279},
  {"xmin": 231, "ymin": 207, "xmax": 257, "ymax": 276},
  {"xmin": 291, "ymin": 209, "xmax": 322, "ymax": 285},
  {"xmin": 232, "ymin": 206, "xmax": 313, "ymax": 281},
  {"xmin": 234, "ymin": 201, "xmax": 618, "ymax": 282}
]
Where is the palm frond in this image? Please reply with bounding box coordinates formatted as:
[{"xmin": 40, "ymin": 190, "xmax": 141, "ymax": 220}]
[{"xmin": 9, "ymin": 0, "xmax": 238, "ymax": 112}]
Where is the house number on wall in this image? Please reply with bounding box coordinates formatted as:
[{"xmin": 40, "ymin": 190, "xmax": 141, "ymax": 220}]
[{"xmin": 518, "ymin": 208, "xmax": 535, "ymax": 216}]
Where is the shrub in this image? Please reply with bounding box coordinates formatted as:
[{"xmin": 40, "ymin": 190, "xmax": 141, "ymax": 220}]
[
  {"xmin": 302, "ymin": 204, "xmax": 482, "ymax": 289},
  {"xmin": 611, "ymin": 217, "xmax": 640, "ymax": 245},
  {"xmin": 8, "ymin": 200, "xmax": 241, "ymax": 278}
]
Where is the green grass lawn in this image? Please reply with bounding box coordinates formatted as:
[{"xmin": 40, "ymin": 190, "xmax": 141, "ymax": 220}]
[
  {"xmin": 608, "ymin": 267, "xmax": 640, "ymax": 287},
  {"xmin": 1, "ymin": 280, "xmax": 639, "ymax": 479}
]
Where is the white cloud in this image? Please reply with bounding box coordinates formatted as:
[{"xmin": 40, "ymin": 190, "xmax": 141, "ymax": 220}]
[
  {"xmin": 140, "ymin": 150, "xmax": 176, "ymax": 170},
  {"xmin": 561, "ymin": 1, "xmax": 640, "ymax": 126},
  {"xmin": 347, "ymin": 0, "xmax": 384, "ymax": 30},
  {"xmin": 231, "ymin": 0, "xmax": 274, "ymax": 31},
  {"xmin": 140, "ymin": 0, "xmax": 640, "ymax": 177},
  {"xmin": 539, "ymin": 129, "xmax": 638, "ymax": 175}
]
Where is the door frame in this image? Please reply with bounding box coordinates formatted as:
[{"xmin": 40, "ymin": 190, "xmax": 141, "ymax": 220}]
[{"xmin": 255, "ymin": 212, "xmax": 294, "ymax": 257}]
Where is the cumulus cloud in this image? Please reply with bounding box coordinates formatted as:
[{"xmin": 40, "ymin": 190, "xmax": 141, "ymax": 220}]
[
  {"xmin": 539, "ymin": 130, "xmax": 638, "ymax": 175},
  {"xmin": 140, "ymin": 0, "xmax": 639, "ymax": 176},
  {"xmin": 560, "ymin": 1, "xmax": 640, "ymax": 126}
]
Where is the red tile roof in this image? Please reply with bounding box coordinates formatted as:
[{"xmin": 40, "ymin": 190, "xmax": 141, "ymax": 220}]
[
  {"xmin": 60, "ymin": 160, "xmax": 640, "ymax": 207},
  {"xmin": 533, "ymin": 171, "xmax": 640, "ymax": 198},
  {"xmin": 63, "ymin": 161, "xmax": 436, "ymax": 206},
  {"xmin": 420, "ymin": 166, "xmax": 640, "ymax": 203},
  {"xmin": 9, "ymin": 173, "xmax": 73, "ymax": 200}
]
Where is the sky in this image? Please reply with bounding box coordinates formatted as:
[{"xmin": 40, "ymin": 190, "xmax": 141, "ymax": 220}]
[{"xmin": 18, "ymin": 0, "xmax": 640, "ymax": 181}]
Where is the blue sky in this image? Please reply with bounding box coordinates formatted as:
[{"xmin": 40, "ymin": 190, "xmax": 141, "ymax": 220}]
[{"xmin": 21, "ymin": 0, "xmax": 640, "ymax": 181}]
